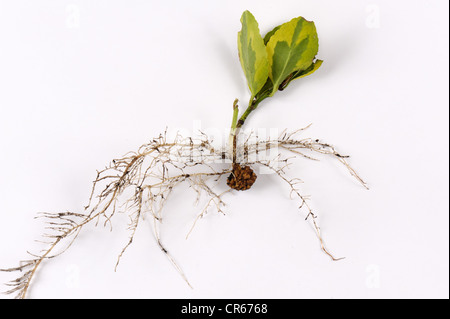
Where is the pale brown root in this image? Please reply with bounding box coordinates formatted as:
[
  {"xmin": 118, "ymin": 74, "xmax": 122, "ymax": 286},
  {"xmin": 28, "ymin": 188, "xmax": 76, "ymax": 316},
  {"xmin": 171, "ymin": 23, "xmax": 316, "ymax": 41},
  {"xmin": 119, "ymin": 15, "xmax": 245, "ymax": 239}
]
[
  {"xmin": 153, "ymin": 218, "xmax": 193, "ymax": 289},
  {"xmin": 258, "ymin": 161, "xmax": 345, "ymax": 261},
  {"xmin": 186, "ymin": 188, "xmax": 232, "ymax": 240}
]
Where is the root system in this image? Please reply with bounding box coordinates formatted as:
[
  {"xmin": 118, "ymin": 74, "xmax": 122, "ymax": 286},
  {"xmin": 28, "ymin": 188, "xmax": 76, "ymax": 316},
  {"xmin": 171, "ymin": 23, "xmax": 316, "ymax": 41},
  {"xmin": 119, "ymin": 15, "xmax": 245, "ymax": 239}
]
[{"xmin": 1, "ymin": 126, "xmax": 366, "ymax": 298}]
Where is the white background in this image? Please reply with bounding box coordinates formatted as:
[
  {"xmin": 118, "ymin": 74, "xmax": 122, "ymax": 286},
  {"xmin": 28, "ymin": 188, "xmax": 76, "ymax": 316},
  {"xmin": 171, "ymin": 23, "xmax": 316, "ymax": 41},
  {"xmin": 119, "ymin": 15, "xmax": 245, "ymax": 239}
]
[{"xmin": 0, "ymin": 0, "xmax": 448, "ymax": 299}]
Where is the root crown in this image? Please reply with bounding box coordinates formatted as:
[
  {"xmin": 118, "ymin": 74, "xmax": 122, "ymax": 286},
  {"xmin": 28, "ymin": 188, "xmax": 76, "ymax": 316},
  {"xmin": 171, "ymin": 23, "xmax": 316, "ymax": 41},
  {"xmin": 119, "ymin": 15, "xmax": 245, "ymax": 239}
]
[{"xmin": 227, "ymin": 163, "xmax": 257, "ymax": 191}]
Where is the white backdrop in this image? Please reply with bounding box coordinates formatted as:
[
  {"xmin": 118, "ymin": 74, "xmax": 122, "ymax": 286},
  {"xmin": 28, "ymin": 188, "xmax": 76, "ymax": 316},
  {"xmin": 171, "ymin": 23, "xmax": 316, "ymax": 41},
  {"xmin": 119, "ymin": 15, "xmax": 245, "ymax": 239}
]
[{"xmin": 0, "ymin": 0, "xmax": 448, "ymax": 299}]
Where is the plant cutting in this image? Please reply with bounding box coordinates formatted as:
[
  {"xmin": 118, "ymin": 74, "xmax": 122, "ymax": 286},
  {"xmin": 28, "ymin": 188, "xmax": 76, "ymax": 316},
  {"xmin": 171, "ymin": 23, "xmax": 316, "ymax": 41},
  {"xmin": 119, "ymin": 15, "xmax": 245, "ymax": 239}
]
[{"xmin": 1, "ymin": 10, "xmax": 367, "ymax": 299}]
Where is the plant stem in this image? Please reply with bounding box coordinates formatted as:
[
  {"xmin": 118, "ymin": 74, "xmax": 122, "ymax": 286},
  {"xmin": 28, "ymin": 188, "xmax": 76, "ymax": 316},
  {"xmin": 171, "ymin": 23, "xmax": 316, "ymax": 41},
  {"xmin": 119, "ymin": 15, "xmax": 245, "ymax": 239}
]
[
  {"xmin": 229, "ymin": 99, "xmax": 239, "ymax": 163},
  {"xmin": 237, "ymin": 90, "xmax": 270, "ymax": 128},
  {"xmin": 236, "ymin": 100, "xmax": 257, "ymax": 129},
  {"xmin": 228, "ymin": 88, "xmax": 271, "ymax": 163},
  {"xmin": 230, "ymin": 98, "xmax": 239, "ymax": 130}
]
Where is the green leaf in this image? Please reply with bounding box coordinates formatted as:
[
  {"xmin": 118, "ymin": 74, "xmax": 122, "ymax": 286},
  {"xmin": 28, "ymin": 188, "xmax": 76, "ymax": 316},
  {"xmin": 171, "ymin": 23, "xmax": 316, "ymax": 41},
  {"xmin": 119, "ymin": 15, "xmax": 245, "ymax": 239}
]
[
  {"xmin": 292, "ymin": 59, "xmax": 323, "ymax": 80},
  {"xmin": 278, "ymin": 59, "xmax": 323, "ymax": 91},
  {"xmin": 238, "ymin": 11, "xmax": 269, "ymax": 99},
  {"xmin": 266, "ymin": 17, "xmax": 319, "ymax": 95},
  {"xmin": 263, "ymin": 25, "xmax": 281, "ymax": 45}
]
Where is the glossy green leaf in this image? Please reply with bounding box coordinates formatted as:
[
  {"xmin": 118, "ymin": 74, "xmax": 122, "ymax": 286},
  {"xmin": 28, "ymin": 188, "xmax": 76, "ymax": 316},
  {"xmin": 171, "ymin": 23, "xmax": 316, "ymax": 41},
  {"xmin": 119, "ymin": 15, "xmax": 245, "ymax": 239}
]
[
  {"xmin": 266, "ymin": 17, "xmax": 319, "ymax": 95},
  {"xmin": 238, "ymin": 11, "xmax": 269, "ymax": 99}
]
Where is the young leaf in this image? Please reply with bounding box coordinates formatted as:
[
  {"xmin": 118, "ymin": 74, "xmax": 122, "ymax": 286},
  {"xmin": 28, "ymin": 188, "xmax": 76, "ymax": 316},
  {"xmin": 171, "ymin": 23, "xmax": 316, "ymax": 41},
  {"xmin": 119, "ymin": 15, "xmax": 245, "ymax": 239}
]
[
  {"xmin": 279, "ymin": 59, "xmax": 323, "ymax": 91},
  {"xmin": 266, "ymin": 17, "xmax": 319, "ymax": 95},
  {"xmin": 238, "ymin": 10, "xmax": 269, "ymax": 99}
]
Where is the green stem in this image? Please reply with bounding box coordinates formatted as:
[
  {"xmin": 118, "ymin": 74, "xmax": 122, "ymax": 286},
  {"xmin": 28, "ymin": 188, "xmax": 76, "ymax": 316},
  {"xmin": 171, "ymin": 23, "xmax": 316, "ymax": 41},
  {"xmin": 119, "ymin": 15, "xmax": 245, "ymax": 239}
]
[
  {"xmin": 236, "ymin": 93, "xmax": 269, "ymax": 129},
  {"xmin": 236, "ymin": 100, "xmax": 256, "ymax": 129},
  {"xmin": 230, "ymin": 98, "xmax": 239, "ymax": 130},
  {"xmin": 229, "ymin": 99, "xmax": 239, "ymax": 163}
]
